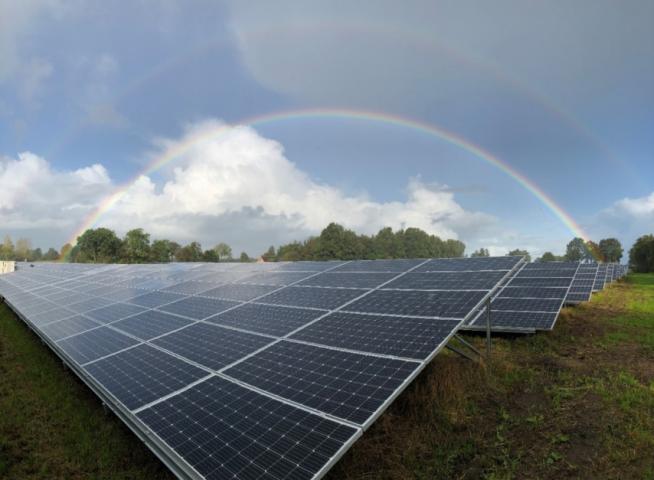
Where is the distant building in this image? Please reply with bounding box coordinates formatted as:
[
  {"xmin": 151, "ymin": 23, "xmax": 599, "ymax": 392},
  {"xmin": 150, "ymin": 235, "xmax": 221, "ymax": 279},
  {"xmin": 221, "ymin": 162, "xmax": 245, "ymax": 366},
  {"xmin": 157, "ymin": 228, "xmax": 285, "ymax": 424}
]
[{"xmin": 0, "ymin": 261, "xmax": 15, "ymax": 274}]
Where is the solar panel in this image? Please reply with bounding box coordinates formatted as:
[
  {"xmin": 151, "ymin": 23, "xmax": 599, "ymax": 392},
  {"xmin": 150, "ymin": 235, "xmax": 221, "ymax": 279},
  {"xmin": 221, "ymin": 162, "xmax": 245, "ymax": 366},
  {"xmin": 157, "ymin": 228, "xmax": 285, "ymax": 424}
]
[
  {"xmin": 464, "ymin": 261, "xmax": 579, "ymax": 332},
  {"xmin": 565, "ymin": 263, "xmax": 598, "ymax": 304},
  {"xmin": 0, "ymin": 255, "xmax": 524, "ymax": 480}
]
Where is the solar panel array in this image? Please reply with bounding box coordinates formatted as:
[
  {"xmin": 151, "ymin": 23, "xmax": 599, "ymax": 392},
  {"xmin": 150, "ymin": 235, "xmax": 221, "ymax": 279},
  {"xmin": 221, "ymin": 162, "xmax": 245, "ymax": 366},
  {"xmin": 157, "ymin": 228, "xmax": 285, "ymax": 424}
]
[
  {"xmin": 465, "ymin": 261, "xmax": 579, "ymax": 332},
  {"xmin": 464, "ymin": 261, "xmax": 628, "ymax": 333},
  {"xmin": 0, "ymin": 256, "xmax": 524, "ymax": 480},
  {"xmin": 565, "ymin": 263, "xmax": 599, "ymax": 304}
]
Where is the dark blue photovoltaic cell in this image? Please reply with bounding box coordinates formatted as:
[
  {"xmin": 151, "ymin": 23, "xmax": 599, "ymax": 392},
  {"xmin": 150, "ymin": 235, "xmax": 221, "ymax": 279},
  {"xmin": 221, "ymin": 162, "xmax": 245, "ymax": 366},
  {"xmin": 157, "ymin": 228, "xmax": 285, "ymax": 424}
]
[
  {"xmin": 67, "ymin": 297, "xmax": 115, "ymax": 314},
  {"xmin": 414, "ymin": 256, "xmax": 521, "ymax": 272},
  {"xmin": 137, "ymin": 376, "xmax": 358, "ymax": 480},
  {"xmin": 290, "ymin": 312, "xmax": 461, "ymax": 360},
  {"xmin": 225, "ymin": 341, "xmax": 417, "ymax": 425},
  {"xmin": 112, "ymin": 310, "xmax": 194, "ymax": 340},
  {"xmin": 85, "ymin": 302, "xmax": 148, "ymax": 324},
  {"xmin": 206, "ymin": 303, "xmax": 322, "ymax": 336},
  {"xmin": 298, "ymin": 272, "xmax": 397, "ymax": 289},
  {"xmin": 40, "ymin": 315, "xmax": 101, "ymax": 341},
  {"xmin": 516, "ymin": 269, "xmax": 577, "ymax": 278},
  {"xmin": 152, "ymin": 322, "xmax": 273, "ymax": 370},
  {"xmin": 85, "ymin": 344, "xmax": 207, "ymax": 410},
  {"xmin": 384, "ymin": 271, "xmax": 506, "ymax": 290},
  {"xmin": 346, "ymin": 290, "xmax": 486, "ymax": 318},
  {"xmin": 498, "ymin": 287, "xmax": 568, "ymax": 299},
  {"xmin": 491, "ymin": 298, "xmax": 562, "ymax": 312},
  {"xmin": 508, "ymin": 277, "xmax": 572, "ymax": 288},
  {"xmin": 128, "ymin": 291, "xmax": 186, "ymax": 308},
  {"xmin": 159, "ymin": 296, "xmax": 240, "ymax": 320},
  {"xmin": 57, "ymin": 327, "xmax": 140, "ymax": 364},
  {"xmin": 331, "ymin": 259, "xmax": 424, "ymax": 272},
  {"xmin": 29, "ymin": 306, "xmax": 75, "ymax": 325},
  {"xmin": 200, "ymin": 283, "xmax": 278, "ymax": 301},
  {"xmin": 237, "ymin": 272, "xmax": 314, "ymax": 286},
  {"xmin": 475, "ymin": 310, "xmax": 556, "ymax": 330},
  {"xmin": 162, "ymin": 280, "xmax": 218, "ymax": 295},
  {"xmin": 259, "ymin": 286, "xmax": 366, "ymax": 310}
]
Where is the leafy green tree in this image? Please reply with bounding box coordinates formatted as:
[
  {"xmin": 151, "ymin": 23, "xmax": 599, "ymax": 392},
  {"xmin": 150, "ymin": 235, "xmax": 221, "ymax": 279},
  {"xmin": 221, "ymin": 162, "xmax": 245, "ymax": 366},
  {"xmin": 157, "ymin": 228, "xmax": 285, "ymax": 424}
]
[
  {"xmin": 470, "ymin": 248, "xmax": 490, "ymax": 257},
  {"xmin": 43, "ymin": 248, "xmax": 59, "ymax": 261},
  {"xmin": 277, "ymin": 242, "xmax": 304, "ymax": 261},
  {"xmin": 1, "ymin": 235, "xmax": 15, "ymax": 260},
  {"xmin": 203, "ymin": 249, "xmax": 220, "ymax": 262},
  {"xmin": 31, "ymin": 247, "xmax": 43, "ymax": 261},
  {"xmin": 403, "ymin": 228, "xmax": 433, "ymax": 258},
  {"xmin": 262, "ymin": 245, "xmax": 277, "ymax": 262},
  {"xmin": 60, "ymin": 243, "xmax": 73, "ymax": 262},
  {"xmin": 239, "ymin": 252, "xmax": 250, "ymax": 262},
  {"xmin": 599, "ymin": 238, "xmax": 623, "ymax": 263},
  {"xmin": 14, "ymin": 238, "xmax": 32, "ymax": 260},
  {"xmin": 122, "ymin": 228, "xmax": 151, "ymax": 263},
  {"xmin": 539, "ymin": 252, "xmax": 557, "ymax": 262},
  {"xmin": 629, "ymin": 235, "xmax": 654, "ymax": 273},
  {"xmin": 564, "ymin": 237, "xmax": 593, "ymax": 262},
  {"xmin": 444, "ymin": 239, "xmax": 465, "ymax": 257},
  {"xmin": 168, "ymin": 241, "xmax": 182, "ymax": 261},
  {"xmin": 150, "ymin": 239, "xmax": 173, "ymax": 263},
  {"xmin": 507, "ymin": 249, "xmax": 531, "ymax": 262},
  {"xmin": 76, "ymin": 228, "xmax": 122, "ymax": 263},
  {"xmin": 213, "ymin": 243, "xmax": 233, "ymax": 261},
  {"xmin": 176, "ymin": 242, "xmax": 203, "ymax": 262}
]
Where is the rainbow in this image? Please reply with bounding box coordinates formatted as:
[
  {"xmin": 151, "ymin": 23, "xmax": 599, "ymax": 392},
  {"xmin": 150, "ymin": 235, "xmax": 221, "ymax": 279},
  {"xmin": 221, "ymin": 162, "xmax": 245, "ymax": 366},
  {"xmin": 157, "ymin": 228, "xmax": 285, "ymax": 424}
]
[{"xmin": 65, "ymin": 108, "xmax": 591, "ymax": 247}]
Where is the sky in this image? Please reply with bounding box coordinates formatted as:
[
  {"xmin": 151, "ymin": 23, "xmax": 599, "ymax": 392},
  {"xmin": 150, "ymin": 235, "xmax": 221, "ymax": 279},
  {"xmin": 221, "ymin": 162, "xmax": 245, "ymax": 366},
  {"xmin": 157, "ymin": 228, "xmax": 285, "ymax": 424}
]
[{"xmin": 0, "ymin": 0, "xmax": 652, "ymax": 258}]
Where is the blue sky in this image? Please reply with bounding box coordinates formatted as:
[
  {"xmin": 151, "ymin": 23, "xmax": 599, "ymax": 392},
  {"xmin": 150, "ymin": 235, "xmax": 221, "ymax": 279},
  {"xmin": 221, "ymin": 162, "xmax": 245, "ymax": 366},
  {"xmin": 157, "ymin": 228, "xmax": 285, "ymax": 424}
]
[{"xmin": 0, "ymin": 0, "xmax": 652, "ymax": 258}]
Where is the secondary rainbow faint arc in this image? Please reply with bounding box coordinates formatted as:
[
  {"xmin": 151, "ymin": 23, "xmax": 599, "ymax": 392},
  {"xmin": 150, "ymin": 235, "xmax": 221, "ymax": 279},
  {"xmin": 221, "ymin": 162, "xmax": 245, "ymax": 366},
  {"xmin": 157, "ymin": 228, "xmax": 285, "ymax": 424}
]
[{"xmin": 66, "ymin": 108, "xmax": 591, "ymax": 246}]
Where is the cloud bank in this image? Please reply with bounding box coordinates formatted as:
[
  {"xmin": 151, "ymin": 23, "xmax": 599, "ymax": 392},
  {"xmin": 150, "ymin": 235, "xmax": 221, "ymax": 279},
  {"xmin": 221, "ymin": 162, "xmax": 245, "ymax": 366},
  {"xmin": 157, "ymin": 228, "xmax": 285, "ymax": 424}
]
[{"xmin": 0, "ymin": 120, "xmax": 496, "ymax": 253}]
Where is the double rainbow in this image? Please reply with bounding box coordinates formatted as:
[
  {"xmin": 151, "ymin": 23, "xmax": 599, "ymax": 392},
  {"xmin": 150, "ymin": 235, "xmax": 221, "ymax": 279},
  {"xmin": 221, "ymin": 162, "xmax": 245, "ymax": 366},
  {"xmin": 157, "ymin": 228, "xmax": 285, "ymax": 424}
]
[{"xmin": 65, "ymin": 108, "xmax": 590, "ymax": 247}]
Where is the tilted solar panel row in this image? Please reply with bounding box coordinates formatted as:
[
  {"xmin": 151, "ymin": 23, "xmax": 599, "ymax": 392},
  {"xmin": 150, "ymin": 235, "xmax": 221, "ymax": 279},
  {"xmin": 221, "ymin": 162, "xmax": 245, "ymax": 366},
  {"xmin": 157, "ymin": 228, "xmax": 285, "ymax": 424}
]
[{"xmin": 0, "ymin": 256, "xmax": 525, "ymax": 480}]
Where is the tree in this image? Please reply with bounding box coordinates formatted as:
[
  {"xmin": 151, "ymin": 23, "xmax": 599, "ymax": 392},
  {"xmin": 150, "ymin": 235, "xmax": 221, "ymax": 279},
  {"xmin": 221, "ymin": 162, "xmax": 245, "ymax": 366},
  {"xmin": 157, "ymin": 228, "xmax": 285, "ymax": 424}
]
[
  {"xmin": 203, "ymin": 249, "xmax": 220, "ymax": 262},
  {"xmin": 122, "ymin": 228, "xmax": 151, "ymax": 263},
  {"xmin": 150, "ymin": 239, "xmax": 173, "ymax": 263},
  {"xmin": 31, "ymin": 247, "xmax": 43, "ymax": 261},
  {"xmin": 507, "ymin": 249, "xmax": 531, "ymax": 262},
  {"xmin": 539, "ymin": 252, "xmax": 557, "ymax": 262},
  {"xmin": 564, "ymin": 237, "xmax": 593, "ymax": 262},
  {"xmin": 76, "ymin": 228, "xmax": 122, "ymax": 263},
  {"xmin": 14, "ymin": 238, "xmax": 32, "ymax": 260},
  {"xmin": 629, "ymin": 235, "xmax": 654, "ymax": 273},
  {"xmin": 176, "ymin": 242, "xmax": 203, "ymax": 262},
  {"xmin": 599, "ymin": 238, "xmax": 623, "ymax": 263},
  {"xmin": 444, "ymin": 239, "xmax": 465, "ymax": 258},
  {"xmin": 213, "ymin": 243, "xmax": 233, "ymax": 261},
  {"xmin": 261, "ymin": 245, "xmax": 277, "ymax": 262},
  {"xmin": 1, "ymin": 235, "xmax": 15, "ymax": 260},
  {"xmin": 60, "ymin": 243, "xmax": 73, "ymax": 262},
  {"xmin": 403, "ymin": 228, "xmax": 433, "ymax": 258},
  {"xmin": 470, "ymin": 248, "xmax": 490, "ymax": 257},
  {"xmin": 43, "ymin": 248, "xmax": 59, "ymax": 261},
  {"xmin": 239, "ymin": 252, "xmax": 250, "ymax": 262}
]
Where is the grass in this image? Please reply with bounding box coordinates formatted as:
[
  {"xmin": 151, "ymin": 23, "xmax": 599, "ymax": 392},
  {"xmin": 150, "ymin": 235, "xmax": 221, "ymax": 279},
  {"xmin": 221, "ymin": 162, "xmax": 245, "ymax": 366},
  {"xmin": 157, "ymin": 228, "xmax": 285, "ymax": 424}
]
[{"xmin": 1, "ymin": 274, "xmax": 653, "ymax": 479}]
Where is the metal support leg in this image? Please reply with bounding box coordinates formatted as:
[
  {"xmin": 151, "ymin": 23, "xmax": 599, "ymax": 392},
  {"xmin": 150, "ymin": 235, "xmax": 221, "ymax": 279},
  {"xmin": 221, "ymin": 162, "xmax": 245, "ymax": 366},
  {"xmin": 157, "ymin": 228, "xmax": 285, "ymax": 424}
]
[{"xmin": 485, "ymin": 297, "xmax": 492, "ymax": 360}]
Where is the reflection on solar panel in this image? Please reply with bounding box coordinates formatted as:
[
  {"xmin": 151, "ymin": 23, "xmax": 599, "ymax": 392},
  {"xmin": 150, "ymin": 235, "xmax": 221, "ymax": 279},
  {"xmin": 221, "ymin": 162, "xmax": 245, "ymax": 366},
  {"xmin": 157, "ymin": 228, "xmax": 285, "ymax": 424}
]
[{"xmin": 0, "ymin": 255, "xmax": 527, "ymax": 480}]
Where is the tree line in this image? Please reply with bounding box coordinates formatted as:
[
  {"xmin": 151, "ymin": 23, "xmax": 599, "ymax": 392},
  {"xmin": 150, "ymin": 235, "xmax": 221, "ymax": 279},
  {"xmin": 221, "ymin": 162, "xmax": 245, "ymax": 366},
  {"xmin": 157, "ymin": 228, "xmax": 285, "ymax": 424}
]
[{"xmin": 2, "ymin": 226, "xmax": 653, "ymax": 273}]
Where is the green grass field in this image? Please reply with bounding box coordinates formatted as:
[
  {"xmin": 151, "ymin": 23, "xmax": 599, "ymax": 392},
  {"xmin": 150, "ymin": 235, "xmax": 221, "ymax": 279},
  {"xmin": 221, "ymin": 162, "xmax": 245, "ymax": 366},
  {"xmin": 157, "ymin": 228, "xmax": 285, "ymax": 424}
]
[{"xmin": 1, "ymin": 274, "xmax": 653, "ymax": 479}]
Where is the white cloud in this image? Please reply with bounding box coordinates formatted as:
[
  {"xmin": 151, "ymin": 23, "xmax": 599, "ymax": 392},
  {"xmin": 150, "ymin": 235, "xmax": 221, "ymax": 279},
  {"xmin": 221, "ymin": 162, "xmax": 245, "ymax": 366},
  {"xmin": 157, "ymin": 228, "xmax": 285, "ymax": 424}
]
[
  {"xmin": 589, "ymin": 191, "xmax": 654, "ymax": 252},
  {"xmin": 0, "ymin": 120, "xmax": 497, "ymax": 253}
]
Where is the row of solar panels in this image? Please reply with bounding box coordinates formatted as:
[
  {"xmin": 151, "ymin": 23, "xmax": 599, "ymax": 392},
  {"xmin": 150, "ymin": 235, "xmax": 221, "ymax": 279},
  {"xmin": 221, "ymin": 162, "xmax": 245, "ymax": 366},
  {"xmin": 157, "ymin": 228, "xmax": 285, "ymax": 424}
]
[
  {"xmin": 463, "ymin": 261, "xmax": 627, "ymax": 333},
  {"xmin": 0, "ymin": 257, "xmax": 626, "ymax": 480},
  {"xmin": 0, "ymin": 256, "xmax": 527, "ymax": 480}
]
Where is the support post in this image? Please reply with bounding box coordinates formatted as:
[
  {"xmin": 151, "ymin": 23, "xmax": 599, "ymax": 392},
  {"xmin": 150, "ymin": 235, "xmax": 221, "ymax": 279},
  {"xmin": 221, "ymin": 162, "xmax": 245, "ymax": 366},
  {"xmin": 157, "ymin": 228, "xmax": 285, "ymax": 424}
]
[{"xmin": 485, "ymin": 297, "xmax": 492, "ymax": 360}]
